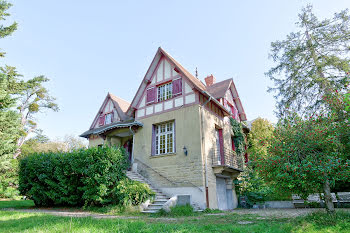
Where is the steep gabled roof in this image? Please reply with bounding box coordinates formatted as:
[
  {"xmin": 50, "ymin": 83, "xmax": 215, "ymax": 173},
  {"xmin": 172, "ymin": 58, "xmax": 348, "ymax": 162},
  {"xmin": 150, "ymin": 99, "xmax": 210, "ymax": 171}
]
[
  {"xmin": 126, "ymin": 47, "xmax": 247, "ymax": 121},
  {"xmin": 206, "ymin": 78, "xmax": 247, "ymax": 121},
  {"xmin": 206, "ymin": 79, "xmax": 232, "ymax": 99},
  {"xmin": 109, "ymin": 93, "xmax": 130, "ymax": 114},
  {"xmin": 127, "ymin": 47, "xmax": 208, "ymax": 115},
  {"xmin": 89, "ymin": 93, "xmax": 131, "ymax": 129},
  {"xmin": 160, "ymin": 48, "xmax": 207, "ymax": 91}
]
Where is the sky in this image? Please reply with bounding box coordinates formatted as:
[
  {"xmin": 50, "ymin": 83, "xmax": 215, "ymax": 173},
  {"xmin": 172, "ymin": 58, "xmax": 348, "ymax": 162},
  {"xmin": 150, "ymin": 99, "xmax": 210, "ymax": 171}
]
[{"xmin": 1, "ymin": 0, "xmax": 349, "ymax": 140}]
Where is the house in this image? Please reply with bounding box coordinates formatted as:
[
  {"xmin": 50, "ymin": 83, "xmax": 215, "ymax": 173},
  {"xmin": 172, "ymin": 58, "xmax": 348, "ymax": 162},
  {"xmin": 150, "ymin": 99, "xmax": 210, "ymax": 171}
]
[{"xmin": 80, "ymin": 47, "xmax": 248, "ymax": 211}]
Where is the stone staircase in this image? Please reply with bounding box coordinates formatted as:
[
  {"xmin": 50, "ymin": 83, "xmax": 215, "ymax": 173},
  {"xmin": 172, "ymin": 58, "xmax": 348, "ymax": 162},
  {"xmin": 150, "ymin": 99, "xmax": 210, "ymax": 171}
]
[{"xmin": 126, "ymin": 171, "xmax": 170, "ymax": 213}]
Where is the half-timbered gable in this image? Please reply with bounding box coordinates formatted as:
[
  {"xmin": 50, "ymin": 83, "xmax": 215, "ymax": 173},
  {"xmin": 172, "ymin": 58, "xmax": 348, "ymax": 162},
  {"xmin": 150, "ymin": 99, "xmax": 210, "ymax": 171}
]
[
  {"xmin": 89, "ymin": 93, "xmax": 131, "ymax": 129},
  {"xmin": 134, "ymin": 57, "xmax": 198, "ymax": 119}
]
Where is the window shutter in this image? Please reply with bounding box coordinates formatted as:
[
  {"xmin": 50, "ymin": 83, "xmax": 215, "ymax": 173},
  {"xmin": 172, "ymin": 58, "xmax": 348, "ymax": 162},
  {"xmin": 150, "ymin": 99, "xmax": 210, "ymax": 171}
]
[
  {"xmin": 218, "ymin": 129, "xmax": 224, "ymax": 165},
  {"xmin": 151, "ymin": 125, "xmax": 156, "ymax": 155},
  {"xmin": 172, "ymin": 78, "xmax": 182, "ymax": 96},
  {"xmin": 99, "ymin": 115, "xmax": 105, "ymax": 126},
  {"xmin": 146, "ymin": 87, "xmax": 156, "ymax": 104}
]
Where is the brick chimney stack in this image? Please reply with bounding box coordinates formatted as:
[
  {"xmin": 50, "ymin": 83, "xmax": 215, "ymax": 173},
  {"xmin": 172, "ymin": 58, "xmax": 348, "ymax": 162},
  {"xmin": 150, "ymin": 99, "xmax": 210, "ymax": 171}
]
[{"xmin": 204, "ymin": 74, "xmax": 216, "ymax": 86}]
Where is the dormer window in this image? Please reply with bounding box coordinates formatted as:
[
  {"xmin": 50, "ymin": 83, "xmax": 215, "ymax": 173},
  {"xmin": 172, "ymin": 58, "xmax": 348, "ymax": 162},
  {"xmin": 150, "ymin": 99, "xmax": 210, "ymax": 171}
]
[
  {"xmin": 99, "ymin": 112, "xmax": 114, "ymax": 126},
  {"xmin": 158, "ymin": 82, "xmax": 172, "ymax": 102},
  {"xmin": 105, "ymin": 112, "xmax": 113, "ymax": 125}
]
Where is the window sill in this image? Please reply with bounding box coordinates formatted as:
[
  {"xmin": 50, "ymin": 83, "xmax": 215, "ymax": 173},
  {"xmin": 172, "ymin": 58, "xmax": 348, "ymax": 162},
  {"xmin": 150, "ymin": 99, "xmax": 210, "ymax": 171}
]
[{"xmin": 150, "ymin": 153, "xmax": 177, "ymax": 158}]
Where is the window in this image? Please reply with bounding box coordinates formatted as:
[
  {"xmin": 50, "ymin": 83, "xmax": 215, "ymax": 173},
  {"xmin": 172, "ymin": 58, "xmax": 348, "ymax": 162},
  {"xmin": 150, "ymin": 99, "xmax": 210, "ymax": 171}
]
[
  {"xmin": 215, "ymin": 128, "xmax": 224, "ymax": 165},
  {"xmin": 154, "ymin": 121, "xmax": 174, "ymax": 155},
  {"xmin": 105, "ymin": 112, "xmax": 113, "ymax": 125},
  {"xmin": 157, "ymin": 82, "xmax": 172, "ymax": 102}
]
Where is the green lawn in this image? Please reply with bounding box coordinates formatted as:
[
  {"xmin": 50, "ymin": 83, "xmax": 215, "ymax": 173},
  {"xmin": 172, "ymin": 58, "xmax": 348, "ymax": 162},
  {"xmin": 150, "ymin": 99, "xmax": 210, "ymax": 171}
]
[
  {"xmin": 0, "ymin": 199, "xmax": 34, "ymax": 209},
  {"xmin": 0, "ymin": 200, "xmax": 349, "ymax": 233}
]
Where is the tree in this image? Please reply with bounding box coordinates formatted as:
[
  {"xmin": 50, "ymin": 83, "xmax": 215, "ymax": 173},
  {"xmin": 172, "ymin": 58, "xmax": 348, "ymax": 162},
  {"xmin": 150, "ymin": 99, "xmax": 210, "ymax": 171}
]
[
  {"xmin": 265, "ymin": 5, "xmax": 350, "ymax": 214},
  {"xmin": 248, "ymin": 118, "xmax": 274, "ymax": 160},
  {"xmin": 0, "ymin": 0, "xmax": 17, "ymax": 57},
  {"xmin": 266, "ymin": 5, "xmax": 350, "ymax": 117},
  {"xmin": 256, "ymin": 113, "xmax": 349, "ymax": 214},
  {"xmin": 13, "ymin": 75, "xmax": 59, "ymax": 158},
  {"xmin": 0, "ymin": 72, "xmax": 21, "ymax": 159},
  {"xmin": 0, "ymin": 1, "xmax": 20, "ymax": 159},
  {"xmin": 21, "ymin": 134, "xmax": 87, "ymax": 157}
]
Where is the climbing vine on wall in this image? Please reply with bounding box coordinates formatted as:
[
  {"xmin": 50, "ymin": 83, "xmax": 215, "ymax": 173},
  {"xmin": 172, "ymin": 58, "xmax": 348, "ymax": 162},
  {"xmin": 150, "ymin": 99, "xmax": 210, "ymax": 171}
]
[{"xmin": 230, "ymin": 117, "xmax": 246, "ymax": 155}]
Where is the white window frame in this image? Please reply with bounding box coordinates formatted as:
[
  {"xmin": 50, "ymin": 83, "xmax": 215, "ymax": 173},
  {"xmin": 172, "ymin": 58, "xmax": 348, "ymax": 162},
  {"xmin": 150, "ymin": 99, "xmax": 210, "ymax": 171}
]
[
  {"xmin": 105, "ymin": 112, "xmax": 113, "ymax": 125},
  {"xmin": 155, "ymin": 121, "xmax": 174, "ymax": 155},
  {"xmin": 157, "ymin": 82, "xmax": 172, "ymax": 102}
]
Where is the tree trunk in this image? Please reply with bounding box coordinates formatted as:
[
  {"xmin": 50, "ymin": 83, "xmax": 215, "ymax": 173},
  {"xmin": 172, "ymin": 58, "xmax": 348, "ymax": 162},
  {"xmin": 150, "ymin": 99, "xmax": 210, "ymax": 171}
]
[{"xmin": 323, "ymin": 179, "xmax": 335, "ymax": 214}]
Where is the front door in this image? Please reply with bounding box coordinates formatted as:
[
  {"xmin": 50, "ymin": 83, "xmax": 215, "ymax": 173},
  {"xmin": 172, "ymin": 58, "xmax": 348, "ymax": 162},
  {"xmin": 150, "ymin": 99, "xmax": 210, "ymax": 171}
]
[
  {"xmin": 216, "ymin": 177, "xmax": 228, "ymax": 210},
  {"xmin": 123, "ymin": 139, "xmax": 133, "ymax": 163}
]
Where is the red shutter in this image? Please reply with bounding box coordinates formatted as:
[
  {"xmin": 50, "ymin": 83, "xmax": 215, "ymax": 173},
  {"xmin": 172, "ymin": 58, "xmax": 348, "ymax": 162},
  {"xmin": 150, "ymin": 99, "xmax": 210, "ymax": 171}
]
[
  {"xmin": 218, "ymin": 129, "xmax": 224, "ymax": 165},
  {"xmin": 223, "ymin": 99, "xmax": 228, "ymax": 108},
  {"xmin": 172, "ymin": 78, "xmax": 182, "ymax": 96},
  {"xmin": 146, "ymin": 87, "xmax": 156, "ymax": 104},
  {"xmin": 99, "ymin": 115, "xmax": 105, "ymax": 126}
]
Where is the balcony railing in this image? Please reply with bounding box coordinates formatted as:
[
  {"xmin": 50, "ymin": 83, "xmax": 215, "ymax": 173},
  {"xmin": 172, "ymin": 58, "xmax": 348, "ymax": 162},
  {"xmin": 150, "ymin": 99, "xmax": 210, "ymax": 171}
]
[{"xmin": 211, "ymin": 147, "xmax": 244, "ymax": 171}]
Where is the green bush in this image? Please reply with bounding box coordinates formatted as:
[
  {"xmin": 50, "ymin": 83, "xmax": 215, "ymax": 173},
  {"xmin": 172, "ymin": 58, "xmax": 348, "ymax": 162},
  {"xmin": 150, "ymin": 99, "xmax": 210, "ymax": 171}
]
[
  {"xmin": 115, "ymin": 178, "xmax": 155, "ymax": 206},
  {"xmin": 0, "ymin": 158, "xmax": 20, "ymax": 199},
  {"xmin": 235, "ymin": 164, "xmax": 292, "ymax": 207},
  {"xmin": 19, "ymin": 146, "xmax": 130, "ymax": 207},
  {"xmin": 156, "ymin": 204, "xmax": 195, "ymax": 217}
]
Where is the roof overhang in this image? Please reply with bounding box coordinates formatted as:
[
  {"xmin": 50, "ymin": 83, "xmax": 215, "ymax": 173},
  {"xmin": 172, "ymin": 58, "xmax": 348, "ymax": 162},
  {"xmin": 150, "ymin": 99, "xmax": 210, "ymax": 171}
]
[{"xmin": 80, "ymin": 121, "xmax": 143, "ymax": 138}]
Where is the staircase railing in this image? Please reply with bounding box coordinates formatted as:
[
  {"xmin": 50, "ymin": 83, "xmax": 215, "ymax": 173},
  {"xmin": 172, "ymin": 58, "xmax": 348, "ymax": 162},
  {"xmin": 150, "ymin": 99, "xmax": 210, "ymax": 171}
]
[{"xmin": 134, "ymin": 158, "xmax": 203, "ymax": 192}]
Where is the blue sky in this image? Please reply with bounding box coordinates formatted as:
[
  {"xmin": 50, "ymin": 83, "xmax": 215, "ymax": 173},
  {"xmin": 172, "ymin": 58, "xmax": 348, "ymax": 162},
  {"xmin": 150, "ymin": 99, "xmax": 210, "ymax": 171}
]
[{"xmin": 1, "ymin": 0, "xmax": 349, "ymax": 140}]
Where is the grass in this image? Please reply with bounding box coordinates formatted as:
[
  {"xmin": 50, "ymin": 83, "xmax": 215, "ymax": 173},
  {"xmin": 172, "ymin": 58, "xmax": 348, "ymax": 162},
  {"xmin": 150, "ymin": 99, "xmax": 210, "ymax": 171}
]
[
  {"xmin": 1, "ymin": 210, "xmax": 349, "ymax": 232},
  {"xmin": 0, "ymin": 211, "xmax": 293, "ymax": 233},
  {"xmin": 0, "ymin": 199, "xmax": 35, "ymax": 209},
  {"xmin": 0, "ymin": 200, "xmax": 349, "ymax": 232}
]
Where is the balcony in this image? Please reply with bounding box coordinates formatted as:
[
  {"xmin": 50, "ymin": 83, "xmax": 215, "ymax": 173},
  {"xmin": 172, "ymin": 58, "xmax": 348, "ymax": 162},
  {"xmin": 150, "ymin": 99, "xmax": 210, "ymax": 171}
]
[{"xmin": 211, "ymin": 147, "xmax": 244, "ymax": 175}]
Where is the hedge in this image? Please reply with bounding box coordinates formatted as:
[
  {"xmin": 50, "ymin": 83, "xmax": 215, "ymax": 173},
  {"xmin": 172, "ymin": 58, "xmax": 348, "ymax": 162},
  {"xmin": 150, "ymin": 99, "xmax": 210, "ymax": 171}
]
[{"xmin": 19, "ymin": 146, "xmax": 153, "ymax": 207}]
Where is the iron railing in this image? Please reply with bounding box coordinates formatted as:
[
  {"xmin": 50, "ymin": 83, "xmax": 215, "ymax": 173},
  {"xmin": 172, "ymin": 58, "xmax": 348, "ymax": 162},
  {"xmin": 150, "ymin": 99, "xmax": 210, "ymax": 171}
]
[{"xmin": 211, "ymin": 147, "xmax": 244, "ymax": 171}]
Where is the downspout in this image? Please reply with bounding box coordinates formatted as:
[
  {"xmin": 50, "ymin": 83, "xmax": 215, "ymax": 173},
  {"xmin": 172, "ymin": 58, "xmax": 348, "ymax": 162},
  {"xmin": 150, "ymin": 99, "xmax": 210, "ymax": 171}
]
[
  {"xmin": 129, "ymin": 126, "xmax": 135, "ymax": 165},
  {"xmin": 200, "ymin": 96, "xmax": 212, "ymax": 208}
]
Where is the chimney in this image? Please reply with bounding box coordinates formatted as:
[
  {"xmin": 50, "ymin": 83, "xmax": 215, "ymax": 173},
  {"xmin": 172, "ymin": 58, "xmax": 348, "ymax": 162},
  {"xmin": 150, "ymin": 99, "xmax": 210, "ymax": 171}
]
[{"xmin": 204, "ymin": 74, "xmax": 216, "ymax": 86}]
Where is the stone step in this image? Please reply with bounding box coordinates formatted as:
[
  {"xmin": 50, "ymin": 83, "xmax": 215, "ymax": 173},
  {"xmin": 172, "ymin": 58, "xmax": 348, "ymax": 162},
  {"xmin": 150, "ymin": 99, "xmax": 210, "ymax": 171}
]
[
  {"xmin": 156, "ymin": 195, "xmax": 167, "ymax": 198},
  {"xmin": 148, "ymin": 203, "xmax": 163, "ymax": 207},
  {"xmin": 147, "ymin": 206, "xmax": 163, "ymax": 210},
  {"xmin": 141, "ymin": 210, "xmax": 158, "ymax": 213},
  {"xmin": 153, "ymin": 200, "xmax": 168, "ymax": 203},
  {"xmin": 127, "ymin": 171, "xmax": 170, "ymax": 214}
]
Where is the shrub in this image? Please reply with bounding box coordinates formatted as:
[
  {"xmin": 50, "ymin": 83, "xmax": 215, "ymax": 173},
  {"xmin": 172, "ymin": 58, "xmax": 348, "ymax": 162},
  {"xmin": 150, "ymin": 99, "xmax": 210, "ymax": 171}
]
[
  {"xmin": 19, "ymin": 146, "xmax": 130, "ymax": 207},
  {"xmin": 115, "ymin": 178, "xmax": 155, "ymax": 206},
  {"xmin": 156, "ymin": 204, "xmax": 195, "ymax": 217},
  {"xmin": 0, "ymin": 158, "xmax": 20, "ymax": 199}
]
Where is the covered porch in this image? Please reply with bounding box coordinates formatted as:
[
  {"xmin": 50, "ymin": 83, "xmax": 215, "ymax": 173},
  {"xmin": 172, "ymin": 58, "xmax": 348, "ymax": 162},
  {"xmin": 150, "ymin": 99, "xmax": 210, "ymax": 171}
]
[{"xmin": 80, "ymin": 120, "xmax": 143, "ymax": 163}]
